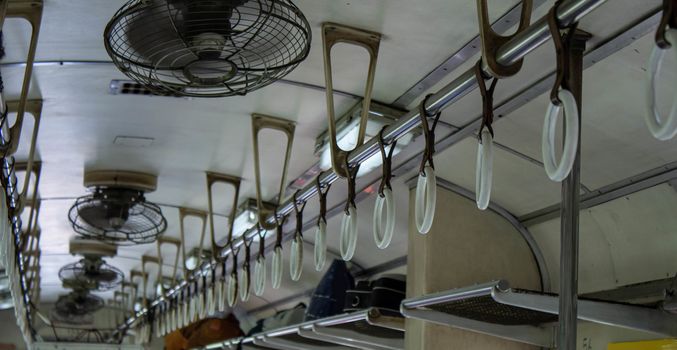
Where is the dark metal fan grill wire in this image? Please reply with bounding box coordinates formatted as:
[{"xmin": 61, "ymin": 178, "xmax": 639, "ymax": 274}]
[{"xmin": 104, "ymin": 0, "xmax": 312, "ymax": 97}]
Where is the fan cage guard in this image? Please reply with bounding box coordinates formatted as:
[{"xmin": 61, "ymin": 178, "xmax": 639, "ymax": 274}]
[
  {"xmin": 58, "ymin": 258, "xmax": 125, "ymax": 292},
  {"xmin": 68, "ymin": 188, "xmax": 168, "ymax": 245},
  {"xmin": 54, "ymin": 292, "xmax": 105, "ymax": 319},
  {"xmin": 104, "ymin": 0, "xmax": 312, "ymax": 97}
]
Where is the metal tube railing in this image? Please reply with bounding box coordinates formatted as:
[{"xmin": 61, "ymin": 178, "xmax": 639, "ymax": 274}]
[{"xmin": 117, "ymin": 0, "xmax": 607, "ymax": 332}]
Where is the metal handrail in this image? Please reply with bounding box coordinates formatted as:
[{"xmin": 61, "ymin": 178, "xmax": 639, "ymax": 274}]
[{"xmin": 116, "ymin": 0, "xmax": 607, "ymax": 332}]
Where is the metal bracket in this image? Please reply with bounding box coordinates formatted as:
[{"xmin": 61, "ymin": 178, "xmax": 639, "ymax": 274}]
[
  {"xmin": 1, "ymin": 2, "xmax": 43, "ymax": 155},
  {"xmin": 251, "ymin": 114, "xmax": 295, "ymax": 230},
  {"xmin": 179, "ymin": 207, "xmax": 207, "ymax": 278},
  {"xmin": 322, "ymin": 22, "xmax": 381, "ymax": 177},
  {"xmin": 141, "ymin": 255, "xmax": 160, "ymax": 306},
  {"xmin": 15, "ymin": 160, "xmax": 41, "ymax": 251},
  {"xmin": 477, "ymin": 0, "xmax": 532, "ymax": 77},
  {"xmin": 5, "ymin": 100, "xmax": 42, "ymax": 216},
  {"xmin": 205, "ymin": 172, "xmax": 241, "ymax": 250},
  {"xmin": 156, "ymin": 236, "xmax": 181, "ymax": 295},
  {"xmin": 129, "ymin": 270, "xmax": 147, "ymax": 311}
]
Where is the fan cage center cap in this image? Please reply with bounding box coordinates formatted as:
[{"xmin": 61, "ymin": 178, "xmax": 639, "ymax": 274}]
[{"xmin": 184, "ymin": 58, "xmax": 238, "ymax": 86}]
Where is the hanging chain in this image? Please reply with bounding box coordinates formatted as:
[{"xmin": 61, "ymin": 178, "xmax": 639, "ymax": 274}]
[
  {"xmin": 293, "ymin": 190, "xmax": 307, "ymax": 239},
  {"xmin": 474, "ymin": 60, "xmax": 499, "ymax": 140},
  {"xmin": 377, "ymin": 126, "xmax": 397, "ymax": 196},
  {"xmin": 418, "ymin": 93, "xmax": 442, "ymax": 173},
  {"xmin": 344, "ymin": 156, "xmax": 360, "ymax": 214},
  {"xmin": 657, "ymin": 0, "xmax": 677, "ymax": 49},
  {"xmin": 316, "ymin": 174, "xmax": 331, "ymax": 226},
  {"xmin": 548, "ymin": 0, "xmax": 579, "ymax": 105}
]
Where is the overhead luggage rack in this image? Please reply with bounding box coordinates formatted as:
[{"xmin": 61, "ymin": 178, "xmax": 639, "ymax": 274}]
[
  {"xmin": 401, "ymin": 280, "xmax": 677, "ymax": 347},
  {"xmin": 195, "ymin": 308, "xmax": 404, "ymax": 350}
]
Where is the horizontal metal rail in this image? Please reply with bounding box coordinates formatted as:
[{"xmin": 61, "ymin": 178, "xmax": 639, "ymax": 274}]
[{"xmin": 117, "ymin": 0, "xmax": 608, "ymax": 332}]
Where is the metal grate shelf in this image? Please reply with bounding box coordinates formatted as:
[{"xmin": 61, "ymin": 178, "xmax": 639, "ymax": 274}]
[
  {"xmin": 401, "ymin": 280, "xmax": 677, "ymax": 348},
  {"xmin": 197, "ymin": 308, "xmax": 404, "ymax": 350}
]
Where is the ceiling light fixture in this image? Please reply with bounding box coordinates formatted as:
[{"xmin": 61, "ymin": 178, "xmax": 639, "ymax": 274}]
[{"xmin": 315, "ymin": 101, "xmax": 412, "ymax": 177}]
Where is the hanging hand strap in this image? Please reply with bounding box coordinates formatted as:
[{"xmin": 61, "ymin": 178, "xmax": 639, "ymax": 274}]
[
  {"xmin": 316, "ymin": 174, "xmax": 331, "ymax": 226},
  {"xmin": 547, "ymin": 0, "xmax": 579, "ymax": 105},
  {"xmin": 293, "ymin": 191, "xmax": 307, "ymax": 239},
  {"xmin": 475, "ymin": 60, "xmax": 499, "ymax": 140},
  {"xmin": 377, "ymin": 126, "xmax": 397, "ymax": 196},
  {"xmin": 344, "ymin": 157, "xmax": 360, "ymax": 214},
  {"xmin": 418, "ymin": 94, "xmax": 442, "ymax": 174},
  {"xmin": 657, "ymin": 0, "xmax": 677, "ymax": 49}
]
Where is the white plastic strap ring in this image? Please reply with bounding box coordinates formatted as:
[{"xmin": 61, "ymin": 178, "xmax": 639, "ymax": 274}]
[
  {"xmin": 240, "ymin": 268, "xmax": 251, "ymax": 302},
  {"xmin": 542, "ymin": 88, "xmax": 579, "ymax": 182},
  {"xmin": 207, "ymin": 284, "xmax": 216, "ymax": 314},
  {"xmin": 227, "ymin": 272, "xmax": 238, "ymax": 307},
  {"xmin": 190, "ymin": 295, "xmax": 198, "ymax": 322},
  {"xmin": 475, "ymin": 129, "xmax": 494, "ymax": 210},
  {"xmin": 415, "ymin": 165, "xmax": 436, "ymax": 234},
  {"xmin": 271, "ymin": 246, "xmax": 283, "ymax": 289},
  {"xmin": 218, "ymin": 277, "xmax": 228, "ymax": 311},
  {"xmin": 339, "ymin": 206, "xmax": 358, "ymax": 261},
  {"xmin": 182, "ymin": 299, "xmax": 189, "ymax": 327},
  {"xmin": 198, "ymin": 290, "xmax": 207, "ymax": 319},
  {"xmin": 254, "ymin": 256, "xmax": 266, "ymax": 296},
  {"xmin": 290, "ymin": 235, "xmax": 303, "ymax": 281},
  {"xmin": 314, "ymin": 221, "xmax": 327, "ymax": 271},
  {"xmin": 646, "ymin": 29, "xmax": 677, "ymax": 140},
  {"xmin": 373, "ymin": 188, "xmax": 395, "ymax": 249}
]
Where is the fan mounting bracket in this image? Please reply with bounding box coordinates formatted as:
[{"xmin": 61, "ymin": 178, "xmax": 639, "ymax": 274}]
[
  {"xmin": 69, "ymin": 239, "xmax": 118, "ymax": 258},
  {"xmin": 83, "ymin": 170, "xmax": 157, "ymax": 192}
]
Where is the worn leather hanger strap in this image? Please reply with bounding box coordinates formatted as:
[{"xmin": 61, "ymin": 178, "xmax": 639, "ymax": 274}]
[
  {"xmin": 657, "ymin": 0, "xmax": 677, "ymax": 49},
  {"xmin": 293, "ymin": 190, "xmax": 307, "ymax": 239},
  {"xmin": 344, "ymin": 156, "xmax": 360, "ymax": 214},
  {"xmin": 274, "ymin": 215, "xmax": 287, "ymax": 249},
  {"xmin": 257, "ymin": 225, "xmax": 266, "ymax": 259},
  {"xmin": 418, "ymin": 94, "xmax": 442, "ymax": 173},
  {"xmin": 474, "ymin": 60, "xmax": 499, "ymax": 140},
  {"xmin": 377, "ymin": 126, "xmax": 397, "ymax": 196},
  {"xmin": 243, "ymin": 238, "xmax": 252, "ymax": 281},
  {"xmin": 547, "ymin": 0, "xmax": 579, "ymax": 105},
  {"xmin": 315, "ymin": 174, "xmax": 331, "ymax": 226}
]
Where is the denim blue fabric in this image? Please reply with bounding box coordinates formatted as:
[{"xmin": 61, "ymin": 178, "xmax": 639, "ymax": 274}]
[{"xmin": 305, "ymin": 259, "xmax": 354, "ymax": 321}]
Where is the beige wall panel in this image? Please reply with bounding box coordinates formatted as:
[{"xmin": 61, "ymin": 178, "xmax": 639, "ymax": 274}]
[{"xmin": 405, "ymin": 184, "xmax": 541, "ymax": 350}]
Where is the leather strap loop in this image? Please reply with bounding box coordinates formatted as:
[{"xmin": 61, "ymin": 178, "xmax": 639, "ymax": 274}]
[
  {"xmin": 293, "ymin": 191, "xmax": 306, "ymax": 239},
  {"xmin": 274, "ymin": 215, "xmax": 287, "ymax": 249},
  {"xmin": 344, "ymin": 157, "xmax": 360, "ymax": 214},
  {"xmin": 657, "ymin": 0, "xmax": 677, "ymax": 49},
  {"xmin": 418, "ymin": 94, "xmax": 442, "ymax": 173},
  {"xmin": 377, "ymin": 126, "xmax": 397, "ymax": 196},
  {"xmin": 315, "ymin": 174, "xmax": 331, "ymax": 226},
  {"xmin": 547, "ymin": 0, "xmax": 579, "ymax": 105},
  {"xmin": 475, "ymin": 60, "xmax": 499, "ymax": 140}
]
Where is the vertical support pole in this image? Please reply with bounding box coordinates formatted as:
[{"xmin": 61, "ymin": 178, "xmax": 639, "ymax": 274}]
[{"xmin": 558, "ymin": 30, "xmax": 590, "ymax": 350}]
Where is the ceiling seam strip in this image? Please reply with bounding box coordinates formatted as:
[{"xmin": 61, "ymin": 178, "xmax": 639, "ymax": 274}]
[
  {"xmin": 116, "ymin": 0, "xmax": 608, "ymax": 331},
  {"xmin": 0, "ymin": 60, "xmax": 363, "ymax": 100},
  {"xmin": 519, "ymin": 160, "xmax": 677, "ymax": 226}
]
